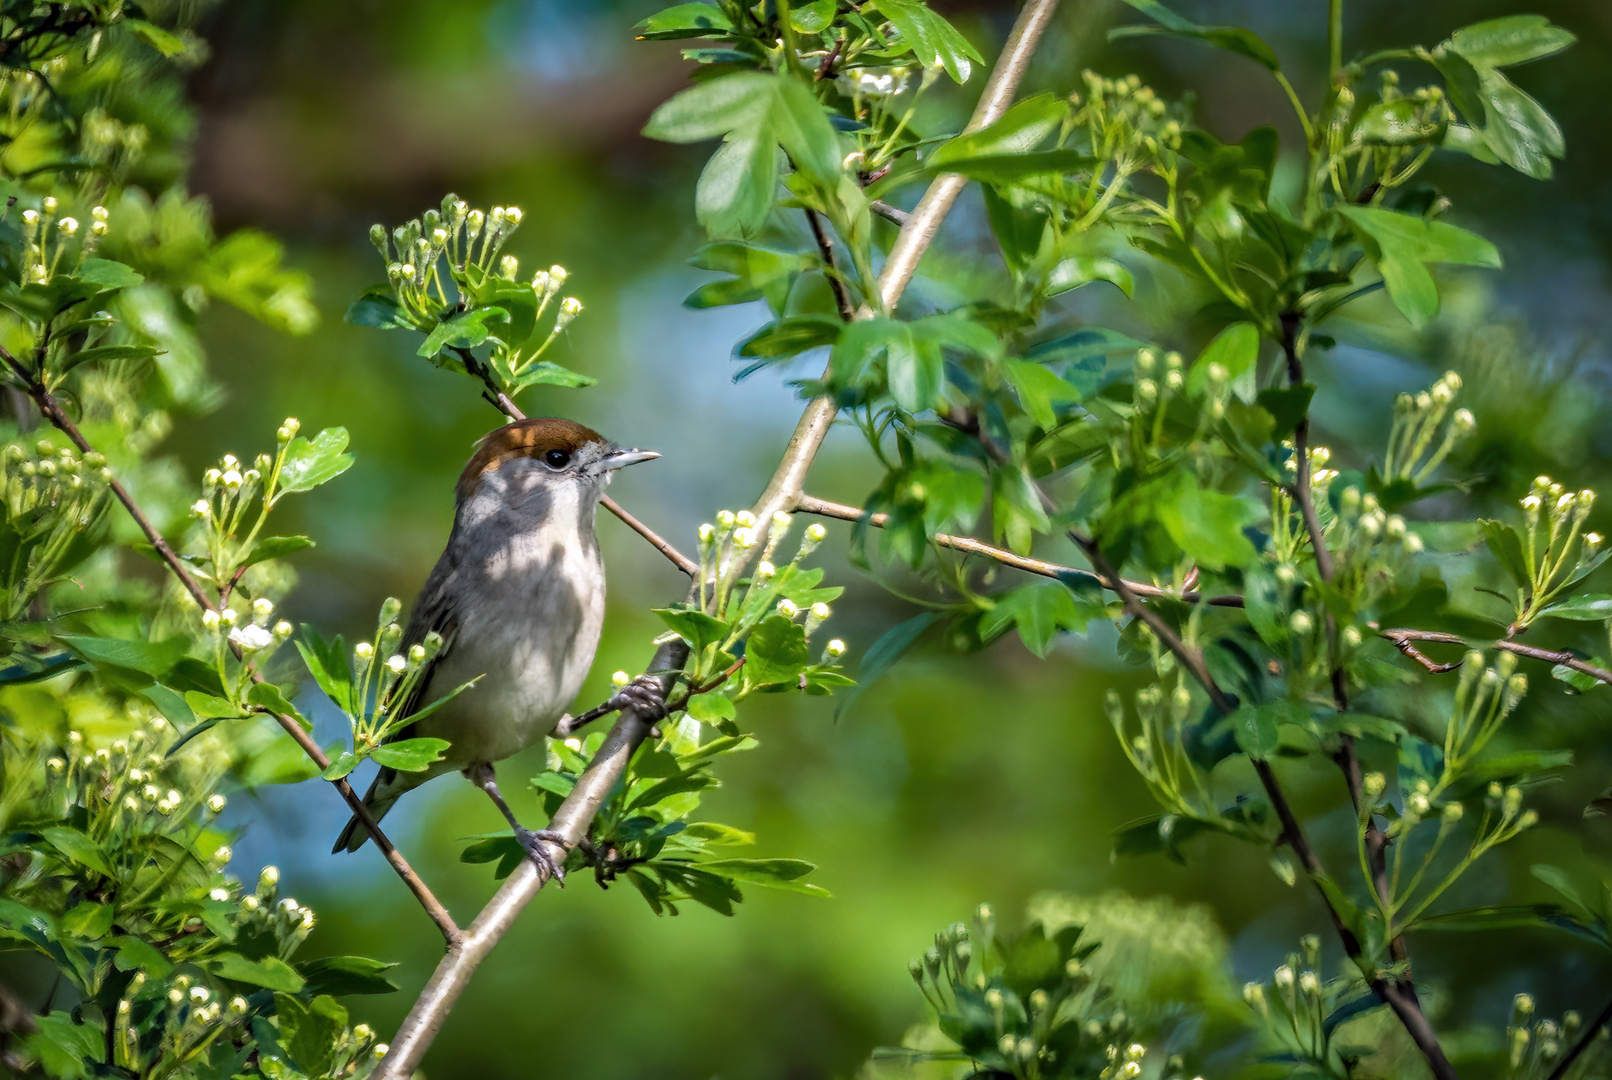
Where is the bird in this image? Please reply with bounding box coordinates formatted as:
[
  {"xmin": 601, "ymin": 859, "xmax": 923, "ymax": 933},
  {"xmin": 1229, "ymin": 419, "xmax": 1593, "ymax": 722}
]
[{"xmin": 332, "ymin": 417, "xmax": 661, "ymax": 879}]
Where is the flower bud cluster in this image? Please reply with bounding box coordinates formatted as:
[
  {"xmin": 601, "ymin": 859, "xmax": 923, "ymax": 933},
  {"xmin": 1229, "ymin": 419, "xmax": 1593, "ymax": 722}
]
[
  {"xmin": 0, "ymin": 440, "xmax": 111, "ymax": 611},
  {"xmin": 1074, "ymin": 70, "xmax": 1184, "ymax": 160},
  {"xmin": 1384, "ymin": 371, "xmax": 1473, "ymax": 485},
  {"xmin": 1514, "ymin": 473, "xmax": 1600, "ymax": 627},
  {"xmin": 14, "ymin": 198, "xmax": 110, "ymax": 284},
  {"xmin": 1506, "ymin": 995, "xmax": 1583, "ymax": 1075}
]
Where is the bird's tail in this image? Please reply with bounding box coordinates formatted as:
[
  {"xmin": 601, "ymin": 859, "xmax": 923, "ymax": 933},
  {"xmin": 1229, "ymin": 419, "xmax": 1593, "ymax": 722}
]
[{"xmin": 332, "ymin": 770, "xmax": 405, "ymax": 854}]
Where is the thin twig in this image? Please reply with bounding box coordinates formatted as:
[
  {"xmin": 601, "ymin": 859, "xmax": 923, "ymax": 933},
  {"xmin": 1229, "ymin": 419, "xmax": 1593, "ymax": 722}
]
[
  {"xmin": 374, "ymin": 5, "xmax": 1066, "ymax": 1073},
  {"xmin": 805, "ymin": 209, "xmax": 857, "ymax": 323},
  {"xmin": 870, "ymin": 200, "xmax": 910, "ymax": 227},
  {"xmin": 3, "ymin": 352, "xmax": 462, "ymax": 944},
  {"xmin": 1379, "ymin": 629, "xmax": 1612, "ymax": 685},
  {"xmin": 1546, "ymin": 995, "xmax": 1612, "ymax": 1080}
]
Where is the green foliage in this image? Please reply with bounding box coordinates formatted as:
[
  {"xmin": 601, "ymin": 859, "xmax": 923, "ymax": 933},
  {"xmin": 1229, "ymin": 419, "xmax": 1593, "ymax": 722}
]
[{"xmin": 345, "ymin": 196, "xmax": 595, "ymax": 401}]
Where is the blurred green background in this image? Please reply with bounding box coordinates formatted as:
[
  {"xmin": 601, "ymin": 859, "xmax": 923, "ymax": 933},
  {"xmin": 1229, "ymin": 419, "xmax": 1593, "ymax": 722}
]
[{"xmin": 168, "ymin": 1, "xmax": 1612, "ymax": 1076}]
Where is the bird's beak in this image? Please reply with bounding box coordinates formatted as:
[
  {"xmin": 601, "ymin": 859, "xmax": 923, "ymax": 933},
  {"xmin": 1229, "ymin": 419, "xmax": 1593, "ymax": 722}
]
[{"xmin": 602, "ymin": 448, "xmax": 660, "ymax": 471}]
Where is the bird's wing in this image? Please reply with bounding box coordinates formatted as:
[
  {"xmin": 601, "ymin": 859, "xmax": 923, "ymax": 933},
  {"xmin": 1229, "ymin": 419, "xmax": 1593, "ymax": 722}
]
[{"xmin": 380, "ymin": 543, "xmax": 465, "ymax": 746}]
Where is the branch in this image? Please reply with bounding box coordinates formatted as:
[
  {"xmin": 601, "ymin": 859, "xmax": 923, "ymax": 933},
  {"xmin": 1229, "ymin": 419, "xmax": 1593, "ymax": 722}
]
[
  {"xmin": 804, "ymin": 209, "xmax": 856, "ymax": 323},
  {"xmin": 1380, "ymin": 628, "xmax": 1612, "ymax": 686},
  {"xmin": 1278, "ymin": 315, "xmax": 1447, "ymax": 1075},
  {"xmin": 1546, "ymin": 995, "xmax": 1612, "ymax": 1080},
  {"xmin": 3, "ymin": 353, "xmax": 462, "ymax": 944},
  {"xmin": 796, "ymin": 494, "xmax": 1244, "ymax": 606},
  {"xmin": 375, "ymin": 4, "xmax": 1066, "ymax": 1072},
  {"xmin": 870, "ymin": 200, "xmax": 910, "ymax": 227},
  {"xmin": 450, "ymin": 345, "xmax": 697, "ymax": 576}
]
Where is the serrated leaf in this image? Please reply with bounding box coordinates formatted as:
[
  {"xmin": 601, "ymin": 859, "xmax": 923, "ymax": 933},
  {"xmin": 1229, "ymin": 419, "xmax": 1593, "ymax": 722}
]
[
  {"xmin": 278, "ymin": 427, "xmax": 354, "ymax": 495},
  {"xmin": 244, "ymin": 535, "xmax": 315, "ymax": 566},
  {"xmin": 1537, "ymin": 594, "xmax": 1612, "ymax": 621},
  {"xmin": 370, "ymin": 737, "xmax": 451, "ymax": 772},
  {"xmin": 41, "ymin": 826, "xmax": 112, "ymax": 877},
  {"xmin": 208, "ymin": 953, "xmax": 306, "ymax": 992}
]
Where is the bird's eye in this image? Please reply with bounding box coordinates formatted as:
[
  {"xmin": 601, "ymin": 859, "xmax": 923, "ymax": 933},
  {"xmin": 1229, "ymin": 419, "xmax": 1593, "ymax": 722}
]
[{"xmin": 543, "ymin": 449, "xmax": 571, "ymax": 469}]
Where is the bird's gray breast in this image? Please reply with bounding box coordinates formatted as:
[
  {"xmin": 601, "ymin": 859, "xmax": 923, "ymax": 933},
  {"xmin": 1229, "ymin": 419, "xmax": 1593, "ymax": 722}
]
[{"xmin": 412, "ymin": 470, "xmax": 606, "ymax": 766}]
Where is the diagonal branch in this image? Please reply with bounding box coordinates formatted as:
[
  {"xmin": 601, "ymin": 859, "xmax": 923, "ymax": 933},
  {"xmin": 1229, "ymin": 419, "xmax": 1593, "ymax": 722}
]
[
  {"xmin": 1545, "ymin": 995, "xmax": 1612, "ymax": 1080},
  {"xmin": 373, "ymin": 4, "xmax": 1066, "ymax": 1074},
  {"xmin": 0, "ymin": 351, "xmax": 463, "ymax": 943}
]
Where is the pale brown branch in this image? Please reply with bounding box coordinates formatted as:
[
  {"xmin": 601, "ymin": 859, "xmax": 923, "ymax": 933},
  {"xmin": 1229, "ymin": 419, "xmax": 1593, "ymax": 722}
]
[{"xmin": 4, "ymin": 350, "xmax": 462, "ymax": 944}]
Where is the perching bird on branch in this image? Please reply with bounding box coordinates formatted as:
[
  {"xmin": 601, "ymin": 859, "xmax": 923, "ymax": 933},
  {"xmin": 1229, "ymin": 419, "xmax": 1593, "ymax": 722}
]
[{"xmin": 332, "ymin": 417, "xmax": 662, "ymax": 879}]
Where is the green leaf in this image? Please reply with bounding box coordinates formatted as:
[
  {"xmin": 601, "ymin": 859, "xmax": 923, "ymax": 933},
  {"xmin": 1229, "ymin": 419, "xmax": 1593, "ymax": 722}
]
[
  {"xmin": 927, "ymin": 95, "xmax": 1068, "ymax": 168},
  {"xmin": 1412, "ymin": 903, "xmax": 1605, "ymax": 946},
  {"xmin": 1478, "ymin": 519, "xmax": 1531, "ymax": 592},
  {"xmin": 344, "ymin": 288, "xmax": 412, "ymax": 330},
  {"xmin": 1338, "ymin": 205, "xmax": 1500, "ymax": 325},
  {"xmin": 1005, "ymin": 359, "xmax": 1083, "ymax": 428},
  {"xmin": 980, "ymin": 583, "xmax": 1093, "ymax": 657},
  {"xmin": 183, "ymin": 690, "xmax": 245, "ymax": 721},
  {"xmin": 370, "ymin": 737, "xmax": 451, "ymax": 772},
  {"xmin": 1045, "ymin": 255, "xmax": 1133, "ymax": 299},
  {"xmin": 246, "ymin": 681, "xmax": 302, "ymax": 719},
  {"xmin": 25, "ymin": 1014, "xmax": 98, "ymax": 1080},
  {"xmin": 275, "ymin": 993, "xmax": 349, "ymax": 1077},
  {"xmin": 60, "ymin": 901, "xmax": 113, "ymax": 940},
  {"xmin": 697, "ymin": 857, "xmax": 829, "ymax": 896},
  {"xmin": 790, "ymin": 0, "xmax": 836, "ymax": 34},
  {"xmin": 687, "ymin": 242, "xmax": 813, "ymax": 311},
  {"xmin": 1354, "ymin": 98, "xmax": 1444, "ymax": 147},
  {"xmin": 76, "ymin": 258, "xmax": 144, "ymax": 290},
  {"xmin": 687, "ymin": 693, "xmax": 736, "ymax": 724},
  {"xmin": 278, "ymin": 427, "xmax": 355, "ymax": 495},
  {"xmin": 1157, "ymin": 474, "xmax": 1259, "ymax": 570},
  {"xmin": 655, "ymin": 608, "xmax": 732, "ymax": 653},
  {"xmin": 1256, "ymin": 384, "xmax": 1315, "ymax": 439},
  {"xmin": 40, "ymin": 826, "xmax": 113, "ymax": 877},
  {"xmin": 1231, "ymin": 703, "xmax": 1282, "ymax": 760},
  {"xmin": 297, "ymin": 956, "xmax": 400, "ymax": 996},
  {"xmin": 509, "ymin": 361, "xmax": 595, "ymax": 392},
  {"xmin": 244, "ymin": 535, "xmax": 315, "ymax": 566},
  {"xmin": 635, "ymin": 2, "xmax": 734, "ymax": 40},
  {"xmin": 1447, "ymin": 16, "xmax": 1575, "ymax": 69},
  {"xmin": 745, "ymin": 615, "xmax": 811, "ymax": 686},
  {"xmin": 874, "ymin": 0, "xmax": 983, "ymax": 84},
  {"xmin": 925, "ymin": 148, "xmax": 1098, "ymax": 184},
  {"xmin": 644, "ymin": 71, "xmax": 774, "ymax": 144},
  {"xmin": 1112, "ymin": 0, "xmax": 1280, "ymax": 70},
  {"xmin": 125, "ymin": 18, "xmax": 188, "ymax": 56},
  {"xmin": 296, "ymin": 628, "xmax": 354, "ymax": 714},
  {"xmin": 1186, "ymin": 321, "xmax": 1259, "ymax": 396},
  {"xmin": 321, "ymin": 751, "xmax": 359, "ymax": 781},
  {"xmin": 57, "ymin": 343, "xmax": 161, "ymax": 376},
  {"xmin": 1538, "ymin": 594, "xmax": 1612, "ymax": 621},
  {"xmin": 417, "ymin": 306, "xmax": 509, "ymax": 358},
  {"xmin": 54, "ymin": 633, "xmax": 187, "ymax": 677},
  {"xmin": 208, "ymin": 953, "xmax": 307, "ymax": 991}
]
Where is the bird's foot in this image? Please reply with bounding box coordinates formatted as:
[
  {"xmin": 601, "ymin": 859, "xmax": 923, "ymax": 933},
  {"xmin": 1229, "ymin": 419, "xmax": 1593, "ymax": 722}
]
[
  {"xmin": 515, "ymin": 826, "xmax": 571, "ymax": 885},
  {"xmin": 608, "ymin": 675, "xmax": 667, "ymax": 722}
]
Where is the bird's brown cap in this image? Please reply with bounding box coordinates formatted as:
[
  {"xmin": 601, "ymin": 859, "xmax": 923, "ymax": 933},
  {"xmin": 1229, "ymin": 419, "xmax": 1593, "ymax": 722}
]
[{"xmin": 456, "ymin": 417, "xmax": 606, "ymax": 501}]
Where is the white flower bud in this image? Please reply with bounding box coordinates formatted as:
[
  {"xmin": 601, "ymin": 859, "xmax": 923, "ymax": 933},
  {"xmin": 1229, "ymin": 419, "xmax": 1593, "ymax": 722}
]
[
  {"xmin": 732, "ymin": 527, "xmax": 755, "ymax": 549},
  {"xmin": 1290, "ymin": 611, "xmax": 1313, "ymax": 635},
  {"xmin": 409, "ymin": 644, "xmax": 426, "ymax": 663},
  {"xmin": 698, "ymin": 523, "xmax": 715, "ymax": 544},
  {"xmin": 825, "ymin": 639, "xmax": 847, "ymax": 658},
  {"xmin": 354, "ymin": 641, "xmax": 374, "ymax": 660},
  {"xmin": 229, "ymin": 996, "xmax": 248, "ymax": 1016},
  {"xmin": 810, "ymin": 602, "xmax": 831, "ymax": 620},
  {"xmin": 201, "ymin": 609, "xmax": 220, "ymax": 631},
  {"xmin": 385, "ymin": 654, "xmax": 406, "ymax": 675},
  {"xmin": 611, "ymin": 670, "xmax": 630, "ymax": 688},
  {"xmin": 776, "ymin": 598, "xmax": 801, "ymax": 619},
  {"xmin": 219, "ymin": 608, "xmax": 238, "ymax": 629},
  {"xmin": 735, "ymin": 510, "xmax": 756, "ymax": 529},
  {"xmin": 756, "ymin": 560, "xmax": 776, "ymax": 578},
  {"xmin": 505, "ymin": 207, "xmax": 523, "ymax": 225},
  {"xmin": 500, "ymin": 254, "xmax": 518, "ymax": 278},
  {"xmin": 374, "ymin": 1044, "xmax": 390, "ymax": 1058},
  {"xmin": 273, "ymin": 620, "xmax": 294, "ymax": 638},
  {"xmin": 207, "ymin": 794, "xmax": 227, "ymax": 813},
  {"xmin": 805, "ymin": 523, "xmax": 826, "ymax": 542},
  {"xmin": 1342, "ymin": 626, "xmax": 1363, "ymax": 648},
  {"xmin": 1274, "ymin": 965, "xmax": 1295, "ymax": 990},
  {"xmin": 259, "ymin": 865, "xmax": 279, "ymax": 888},
  {"xmin": 91, "ymin": 205, "xmax": 108, "ymax": 222},
  {"xmin": 548, "ymin": 265, "xmax": 567, "ymax": 289},
  {"xmin": 716, "ymin": 510, "xmax": 736, "ymax": 529},
  {"xmin": 192, "ymin": 499, "xmax": 210, "ymax": 516},
  {"xmin": 253, "ymin": 597, "xmax": 274, "ymax": 620},
  {"xmin": 558, "ymin": 296, "xmax": 583, "ymax": 322},
  {"xmin": 204, "ymin": 467, "xmax": 221, "ymax": 486},
  {"xmin": 221, "ymin": 469, "xmax": 242, "ymax": 489},
  {"xmin": 22, "ymin": 209, "xmax": 38, "ymax": 225},
  {"xmin": 1299, "ymin": 971, "xmax": 1320, "ymax": 994}
]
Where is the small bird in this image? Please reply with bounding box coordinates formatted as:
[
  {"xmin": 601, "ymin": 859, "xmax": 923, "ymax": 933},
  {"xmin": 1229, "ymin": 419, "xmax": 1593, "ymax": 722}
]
[{"xmin": 333, "ymin": 417, "xmax": 660, "ymax": 877}]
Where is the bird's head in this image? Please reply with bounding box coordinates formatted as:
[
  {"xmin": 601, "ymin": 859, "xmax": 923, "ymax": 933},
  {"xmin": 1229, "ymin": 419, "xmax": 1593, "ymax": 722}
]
[{"xmin": 456, "ymin": 418, "xmax": 658, "ymax": 507}]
